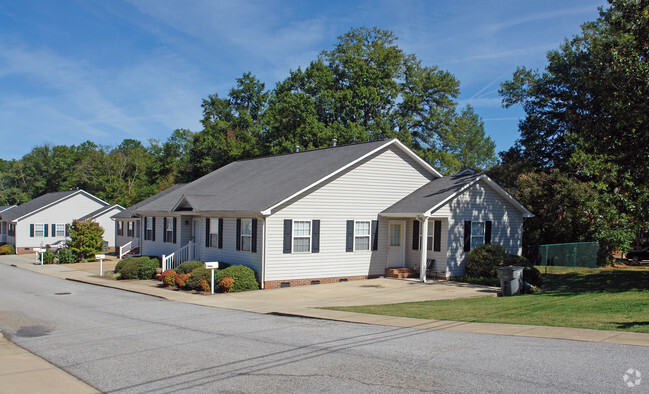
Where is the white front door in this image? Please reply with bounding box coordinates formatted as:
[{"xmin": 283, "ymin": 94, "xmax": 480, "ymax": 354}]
[
  {"xmin": 387, "ymin": 220, "xmax": 406, "ymax": 268},
  {"xmin": 192, "ymin": 219, "xmax": 201, "ymax": 260}
]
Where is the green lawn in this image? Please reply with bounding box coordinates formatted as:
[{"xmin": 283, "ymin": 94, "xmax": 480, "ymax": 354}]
[{"xmin": 328, "ymin": 266, "xmax": 649, "ymax": 333}]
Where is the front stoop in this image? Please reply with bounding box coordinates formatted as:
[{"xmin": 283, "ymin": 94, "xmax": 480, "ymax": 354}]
[{"xmin": 385, "ymin": 267, "xmax": 416, "ymax": 279}]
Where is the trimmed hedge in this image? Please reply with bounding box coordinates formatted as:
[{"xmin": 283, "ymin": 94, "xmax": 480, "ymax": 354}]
[
  {"xmin": 466, "ymin": 244, "xmax": 507, "ymax": 278},
  {"xmin": 214, "ymin": 265, "xmax": 259, "ymax": 292},
  {"xmin": 116, "ymin": 256, "xmax": 160, "ymax": 280},
  {"xmin": 184, "ymin": 267, "xmax": 211, "ymax": 290},
  {"xmin": 176, "ymin": 260, "xmax": 204, "ymax": 274}
]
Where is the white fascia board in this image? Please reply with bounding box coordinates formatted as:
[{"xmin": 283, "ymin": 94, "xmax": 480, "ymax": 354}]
[
  {"xmin": 379, "ymin": 212, "xmax": 421, "ymax": 218},
  {"xmin": 425, "ymin": 174, "xmax": 534, "ymax": 218},
  {"xmin": 171, "ymin": 195, "xmax": 190, "ymax": 212},
  {"xmin": 0, "ymin": 205, "xmax": 16, "ymax": 213},
  {"xmin": 390, "ymin": 139, "xmax": 443, "ymax": 178}
]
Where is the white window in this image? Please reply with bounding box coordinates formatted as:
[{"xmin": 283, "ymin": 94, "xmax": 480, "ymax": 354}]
[
  {"xmin": 34, "ymin": 223, "xmax": 44, "ymax": 237},
  {"xmin": 241, "ymin": 218, "xmax": 252, "ymax": 251},
  {"xmin": 419, "ymin": 222, "xmax": 434, "ymax": 251},
  {"xmin": 127, "ymin": 221, "xmax": 134, "ymax": 237},
  {"xmin": 56, "ymin": 224, "xmax": 66, "ymax": 237},
  {"xmin": 166, "ymin": 217, "xmax": 174, "ymax": 242},
  {"xmin": 471, "ymin": 221, "xmax": 485, "ymax": 249},
  {"xmin": 354, "ymin": 221, "xmax": 370, "ymax": 251},
  {"xmin": 293, "ymin": 220, "xmax": 311, "ymax": 253},
  {"xmin": 209, "ymin": 218, "xmax": 219, "ymax": 247},
  {"xmin": 117, "ymin": 221, "xmax": 124, "ymax": 236},
  {"xmin": 146, "ymin": 217, "xmax": 153, "ymax": 240}
]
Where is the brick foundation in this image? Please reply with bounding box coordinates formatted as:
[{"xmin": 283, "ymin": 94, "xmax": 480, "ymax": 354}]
[
  {"xmin": 264, "ymin": 275, "xmax": 380, "ymax": 289},
  {"xmin": 15, "ymin": 246, "xmax": 115, "ymax": 254}
]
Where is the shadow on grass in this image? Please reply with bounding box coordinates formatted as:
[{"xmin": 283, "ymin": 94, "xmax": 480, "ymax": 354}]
[
  {"xmin": 615, "ymin": 321, "xmax": 649, "ymax": 329},
  {"xmin": 543, "ymin": 269, "xmax": 649, "ymax": 296}
]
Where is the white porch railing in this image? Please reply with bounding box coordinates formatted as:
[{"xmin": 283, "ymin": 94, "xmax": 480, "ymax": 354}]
[
  {"xmin": 162, "ymin": 241, "xmax": 195, "ymax": 271},
  {"xmin": 118, "ymin": 239, "xmax": 139, "ymax": 259}
]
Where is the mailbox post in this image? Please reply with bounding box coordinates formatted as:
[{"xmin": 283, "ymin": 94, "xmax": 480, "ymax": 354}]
[
  {"xmin": 204, "ymin": 261, "xmax": 219, "ymax": 294},
  {"xmin": 34, "ymin": 248, "xmax": 46, "ymax": 265},
  {"xmin": 95, "ymin": 254, "xmax": 106, "ymax": 276}
]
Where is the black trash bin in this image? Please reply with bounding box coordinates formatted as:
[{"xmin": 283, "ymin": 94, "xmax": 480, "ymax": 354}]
[{"xmin": 496, "ymin": 265, "xmax": 524, "ymax": 296}]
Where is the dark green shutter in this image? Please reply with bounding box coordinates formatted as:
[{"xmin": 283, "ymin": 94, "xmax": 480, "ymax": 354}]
[
  {"xmin": 433, "ymin": 220, "xmax": 442, "ymax": 252},
  {"xmin": 236, "ymin": 218, "xmax": 241, "ymax": 250},
  {"xmin": 485, "ymin": 221, "xmax": 492, "ymax": 244},
  {"xmin": 371, "ymin": 220, "xmax": 378, "ymax": 251},
  {"xmin": 51, "ymin": 224, "xmax": 56, "ymax": 237},
  {"xmin": 412, "ymin": 220, "xmax": 419, "ymax": 250},
  {"xmin": 163, "ymin": 217, "xmax": 167, "ymax": 243},
  {"xmin": 251, "ymin": 219, "xmax": 257, "ymax": 253},
  {"xmin": 173, "ymin": 217, "xmax": 177, "ymax": 244},
  {"xmin": 464, "ymin": 221, "xmax": 471, "ymax": 252},
  {"xmin": 345, "ymin": 220, "xmax": 354, "ymax": 252},
  {"xmin": 44, "ymin": 224, "xmax": 48, "ymax": 237},
  {"xmin": 152, "ymin": 217, "xmax": 156, "ymax": 242},
  {"xmin": 30, "ymin": 224, "xmax": 34, "ymax": 237},
  {"xmin": 283, "ymin": 220, "xmax": 292, "ymax": 253},
  {"xmin": 205, "ymin": 218, "xmax": 210, "ymax": 247},
  {"xmin": 311, "ymin": 220, "xmax": 320, "ymax": 253},
  {"xmin": 218, "ymin": 218, "xmax": 223, "ymax": 249}
]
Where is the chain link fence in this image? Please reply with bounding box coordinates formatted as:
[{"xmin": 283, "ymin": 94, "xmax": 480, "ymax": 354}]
[{"xmin": 526, "ymin": 242, "xmax": 599, "ymax": 269}]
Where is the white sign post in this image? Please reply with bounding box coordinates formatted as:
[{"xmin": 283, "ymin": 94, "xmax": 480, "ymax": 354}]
[
  {"xmin": 95, "ymin": 254, "xmax": 106, "ymax": 276},
  {"xmin": 204, "ymin": 261, "xmax": 219, "ymax": 294},
  {"xmin": 34, "ymin": 248, "xmax": 46, "ymax": 265}
]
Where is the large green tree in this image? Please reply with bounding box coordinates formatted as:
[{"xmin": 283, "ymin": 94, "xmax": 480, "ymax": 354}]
[{"xmin": 498, "ymin": 0, "xmax": 648, "ymax": 255}]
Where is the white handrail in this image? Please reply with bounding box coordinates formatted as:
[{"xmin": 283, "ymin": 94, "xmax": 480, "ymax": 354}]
[
  {"xmin": 162, "ymin": 241, "xmax": 194, "ymax": 271},
  {"xmin": 118, "ymin": 239, "xmax": 140, "ymax": 259}
]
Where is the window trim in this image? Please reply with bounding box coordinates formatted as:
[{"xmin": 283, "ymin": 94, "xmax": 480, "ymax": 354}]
[
  {"xmin": 209, "ymin": 218, "xmax": 219, "ymax": 248},
  {"xmin": 127, "ymin": 221, "xmax": 134, "ymax": 237},
  {"xmin": 240, "ymin": 218, "xmax": 253, "ymax": 252},
  {"xmin": 145, "ymin": 217, "xmax": 153, "ymax": 241},
  {"xmin": 292, "ymin": 220, "xmax": 312, "ymax": 254},
  {"xmin": 165, "ymin": 216, "xmax": 174, "ymax": 243},
  {"xmin": 34, "ymin": 223, "xmax": 45, "ymax": 237},
  {"xmin": 354, "ymin": 220, "xmax": 371, "ymax": 251},
  {"xmin": 471, "ymin": 221, "xmax": 485, "ymax": 250},
  {"xmin": 55, "ymin": 223, "xmax": 66, "ymax": 238}
]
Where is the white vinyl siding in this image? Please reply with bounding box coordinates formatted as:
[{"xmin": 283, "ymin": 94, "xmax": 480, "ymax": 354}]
[
  {"xmin": 265, "ymin": 145, "xmax": 435, "ymax": 282},
  {"xmin": 438, "ymin": 180, "xmax": 525, "ymax": 277}
]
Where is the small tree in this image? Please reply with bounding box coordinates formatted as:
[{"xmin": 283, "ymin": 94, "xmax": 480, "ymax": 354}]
[{"xmin": 68, "ymin": 219, "xmax": 104, "ymax": 261}]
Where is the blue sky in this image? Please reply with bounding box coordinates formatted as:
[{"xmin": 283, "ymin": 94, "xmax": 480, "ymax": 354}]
[{"xmin": 0, "ymin": 0, "xmax": 606, "ymax": 160}]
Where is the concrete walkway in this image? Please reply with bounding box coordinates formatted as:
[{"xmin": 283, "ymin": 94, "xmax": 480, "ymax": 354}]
[{"xmin": 2, "ymin": 253, "xmax": 649, "ymax": 392}]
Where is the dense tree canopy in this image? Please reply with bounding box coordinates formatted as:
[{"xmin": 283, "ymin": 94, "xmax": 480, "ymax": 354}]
[{"xmin": 496, "ymin": 0, "xmax": 648, "ymax": 257}]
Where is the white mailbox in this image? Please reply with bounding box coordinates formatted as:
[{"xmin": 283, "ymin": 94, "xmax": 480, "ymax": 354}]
[{"xmin": 204, "ymin": 261, "xmax": 219, "ymax": 294}]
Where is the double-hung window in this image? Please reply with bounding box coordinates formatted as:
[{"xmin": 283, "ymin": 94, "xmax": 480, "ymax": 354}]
[
  {"xmin": 240, "ymin": 218, "xmax": 252, "ymax": 251},
  {"xmin": 145, "ymin": 217, "xmax": 153, "ymax": 240},
  {"xmin": 34, "ymin": 223, "xmax": 44, "ymax": 237},
  {"xmin": 293, "ymin": 221, "xmax": 311, "ymax": 253},
  {"xmin": 209, "ymin": 218, "xmax": 219, "ymax": 248},
  {"xmin": 471, "ymin": 221, "xmax": 485, "ymax": 249},
  {"xmin": 127, "ymin": 221, "xmax": 134, "ymax": 237},
  {"xmin": 117, "ymin": 221, "xmax": 124, "ymax": 236},
  {"xmin": 354, "ymin": 221, "xmax": 370, "ymax": 251},
  {"xmin": 165, "ymin": 217, "xmax": 174, "ymax": 243},
  {"xmin": 56, "ymin": 224, "xmax": 66, "ymax": 237}
]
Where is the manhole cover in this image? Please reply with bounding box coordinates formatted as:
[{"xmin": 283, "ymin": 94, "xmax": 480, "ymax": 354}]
[
  {"xmin": 54, "ymin": 292, "xmax": 71, "ymax": 295},
  {"xmin": 15, "ymin": 325, "xmax": 52, "ymax": 337}
]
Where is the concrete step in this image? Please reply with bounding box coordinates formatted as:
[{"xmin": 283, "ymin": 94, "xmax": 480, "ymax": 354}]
[{"xmin": 385, "ymin": 267, "xmax": 417, "ymax": 279}]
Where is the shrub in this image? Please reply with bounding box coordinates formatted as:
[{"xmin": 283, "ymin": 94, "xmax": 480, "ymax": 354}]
[
  {"xmin": 161, "ymin": 269, "xmax": 177, "ymax": 287},
  {"xmin": 42, "ymin": 250, "xmax": 57, "ymax": 264},
  {"xmin": 0, "ymin": 244, "xmax": 15, "ymax": 255},
  {"xmin": 214, "ymin": 265, "xmax": 259, "ymax": 292},
  {"xmin": 116, "ymin": 256, "xmax": 159, "ymax": 280},
  {"xmin": 176, "ymin": 260, "xmax": 204, "ymax": 274},
  {"xmin": 184, "ymin": 267, "xmax": 212, "ymax": 291},
  {"xmin": 523, "ymin": 266, "xmax": 541, "ymax": 286},
  {"xmin": 57, "ymin": 248, "xmax": 76, "ymax": 264},
  {"xmin": 199, "ymin": 279, "xmax": 210, "ymax": 292},
  {"xmin": 218, "ymin": 276, "xmax": 235, "ymax": 293},
  {"xmin": 175, "ymin": 273, "xmax": 190, "ymax": 288},
  {"xmin": 67, "ymin": 219, "xmax": 104, "ymax": 260},
  {"xmin": 466, "ymin": 244, "xmax": 507, "ymax": 278}
]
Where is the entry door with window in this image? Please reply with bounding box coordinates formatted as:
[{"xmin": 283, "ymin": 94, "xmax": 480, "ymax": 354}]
[
  {"xmin": 192, "ymin": 219, "xmax": 201, "ymax": 260},
  {"xmin": 387, "ymin": 220, "xmax": 406, "ymax": 268}
]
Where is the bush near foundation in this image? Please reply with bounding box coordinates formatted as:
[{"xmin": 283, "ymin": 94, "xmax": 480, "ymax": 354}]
[
  {"xmin": 116, "ymin": 256, "xmax": 160, "ymax": 280},
  {"xmin": 176, "ymin": 260, "xmax": 204, "ymax": 274},
  {"xmin": 214, "ymin": 265, "xmax": 259, "ymax": 292},
  {"xmin": 0, "ymin": 244, "xmax": 15, "ymax": 255}
]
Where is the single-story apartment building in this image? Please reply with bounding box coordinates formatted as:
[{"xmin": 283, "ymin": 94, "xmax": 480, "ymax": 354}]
[
  {"xmin": 0, "ymin": 189, "xmax": 119, "ymax": 253},
  {"xmin": 115, "ymin": 139, "xmax": 532, "ymax": 288}
]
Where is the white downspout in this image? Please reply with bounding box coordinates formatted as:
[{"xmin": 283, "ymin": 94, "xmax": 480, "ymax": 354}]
[
  {"xmin": 419, "ymin": 215, "xmax": 430, "ymax": 282},
  {"xmin": 261, "ymin": 216, "xmax": 266, "ymax": 289}
]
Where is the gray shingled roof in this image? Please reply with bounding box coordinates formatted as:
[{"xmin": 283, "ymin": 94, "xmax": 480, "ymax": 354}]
[
  {"xmin": 135, "ymin": 139, "xmax": 397, "ymax": 215},
  {"xmin": 382, "ymin": 173, "xmax": 483, "ymax": 215},
  {"xmin": 112, "ymin": 183, "xmax": 186, "ymax": 219},
  {"xmin": 0, "ymin": 190, "xmax": 80, "ymax": 221},
  {"xmin": 0, "ymin": 205, "xmax": 15, "ymax": 213},
  {"xmin": 78, "ymin": 204, "xmax": 124, "ymax": 221}
]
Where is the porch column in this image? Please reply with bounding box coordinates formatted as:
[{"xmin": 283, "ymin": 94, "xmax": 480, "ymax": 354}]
[{"xmin": 420, "ymin": 217, "xmax": 429, "ymax": 282}]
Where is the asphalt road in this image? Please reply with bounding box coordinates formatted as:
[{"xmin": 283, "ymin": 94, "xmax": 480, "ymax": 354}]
[{"xmin": 0, "ymin": 261, "xmax": 647, "ymax": 393}]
